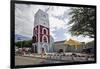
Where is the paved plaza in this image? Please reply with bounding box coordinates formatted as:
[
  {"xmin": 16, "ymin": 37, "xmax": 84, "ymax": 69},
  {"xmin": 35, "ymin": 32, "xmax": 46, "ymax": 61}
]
[
  {"xmin": 15, "ymin": 56, "xmax": 69, "ymax": 66},
  {"xmin": 15, "ymin": 56, "xmax": 45, "ymax": 65},
  {"xmin": 15, "ymin": 53, "xmax": 94, "ymax": 66}
]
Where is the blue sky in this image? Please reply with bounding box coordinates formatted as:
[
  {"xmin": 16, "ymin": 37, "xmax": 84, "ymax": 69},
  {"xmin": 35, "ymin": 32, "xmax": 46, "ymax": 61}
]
[{"xmin": 15, "ymin": 4, "xmax": 94, "ymax": 43}]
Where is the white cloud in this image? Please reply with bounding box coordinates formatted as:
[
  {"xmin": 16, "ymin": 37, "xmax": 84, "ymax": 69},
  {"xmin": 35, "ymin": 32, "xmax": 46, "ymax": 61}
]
[
  {"xmin": 49, "ymin": 16, "xmax": 66, "ymax": 30},
  {"xmin": 49, "ymin": 16, "xmax": 67, "ymax": 40},
  {"xmin": 64, "ymin": 33, "xmax": 71, "ymax": 40},
  {"xmin": 15, "ymin": 4, "xmax": 34, "ymax": 37},
  {"xmin": 75, "ymin": 36, "xmax": 94, "ymax": 43},
  {"xmin": 47, "ymin": 6, "xmax": 68, "ymax": 16},
  {"xmin": 64, "ymin": 33, "xmax": 94, "ymax": 43}
]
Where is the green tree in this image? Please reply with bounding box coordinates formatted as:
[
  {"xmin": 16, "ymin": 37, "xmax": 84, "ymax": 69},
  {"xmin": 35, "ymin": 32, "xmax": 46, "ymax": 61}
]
[
  {"xmin": 68, "ymin": 7, "xmax": 95, "ymax": 38},
  {"xmin": 15, "ymin": 41, "xmax": 22, "ymax": 48},
  {"xmin": 15, "ymin": 40, "xmax": 32, "ymax": 48}
]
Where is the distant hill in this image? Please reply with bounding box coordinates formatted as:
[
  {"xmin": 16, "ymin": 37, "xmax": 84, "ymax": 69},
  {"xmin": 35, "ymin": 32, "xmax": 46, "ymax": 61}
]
[{"xmin": 15, "ymin": 34, "xmax": 31, "ymax": 42}]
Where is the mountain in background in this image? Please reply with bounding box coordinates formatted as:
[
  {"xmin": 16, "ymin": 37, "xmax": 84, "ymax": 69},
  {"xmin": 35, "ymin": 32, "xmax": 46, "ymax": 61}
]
[{"xmin": 15, "ymin": 34, "xmax": 31, "ymax": 42}]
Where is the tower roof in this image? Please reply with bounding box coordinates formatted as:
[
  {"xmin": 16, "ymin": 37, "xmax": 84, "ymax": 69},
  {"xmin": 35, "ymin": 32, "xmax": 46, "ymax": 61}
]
[{"xmin": 35, "ymin": 9, "xmax": 48, "ymax": 16}]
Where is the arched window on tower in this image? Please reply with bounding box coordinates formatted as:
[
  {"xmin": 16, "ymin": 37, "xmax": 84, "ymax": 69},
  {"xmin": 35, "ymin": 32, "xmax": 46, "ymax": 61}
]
[
  {"xmin": 44, "ymin": 29, "xmax": 46, "ymax": 34},
  {"xmin": 32, "ymin": 35, "xmax": 37, "ymax": 43},
  {"xmin": 34, "ymin": 28, "xmax": 37, "ymax": 34},
  {"xmin": 42, "ymin": 35, "xmax": 48, "ymax": 43},
  {"xmin": 44, "ymin": 36, "xmax": 47, "ymax": 42},
  {"xmin": 42, "ymin": 28, "xmax": 48, "ymax": 35}
]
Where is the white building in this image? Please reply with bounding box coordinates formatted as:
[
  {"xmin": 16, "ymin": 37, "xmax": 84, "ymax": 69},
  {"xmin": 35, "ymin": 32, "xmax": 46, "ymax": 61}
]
[{"xmin": 49, "ymin": 36, "xmax": 54, "ymax": 52}]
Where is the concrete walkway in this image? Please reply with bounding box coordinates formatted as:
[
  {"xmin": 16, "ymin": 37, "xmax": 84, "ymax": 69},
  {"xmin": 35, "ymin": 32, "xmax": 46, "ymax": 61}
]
[{"xmin": 21, "ymin": 54, "xmax": 94, "ymax": 62}]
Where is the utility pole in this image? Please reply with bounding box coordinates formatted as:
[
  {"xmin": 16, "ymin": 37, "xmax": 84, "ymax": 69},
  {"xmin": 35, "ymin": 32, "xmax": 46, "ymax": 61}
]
[{"xmin": 21, "ymin": 40, "xmax": 23, "ymax": 49}]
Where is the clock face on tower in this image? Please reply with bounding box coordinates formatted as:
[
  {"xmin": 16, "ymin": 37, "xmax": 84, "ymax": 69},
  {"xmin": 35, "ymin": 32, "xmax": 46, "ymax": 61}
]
[
  {"xmin": 40, "ymin": 16, "xmax": 48, "ymax": 26},
  {"xmin": 41, "ymin": 14, "xmax": 46, "ymax": 21},
  {"xmin": 42, "ymin": 14, "xmax": 46, "ymax": 18}
]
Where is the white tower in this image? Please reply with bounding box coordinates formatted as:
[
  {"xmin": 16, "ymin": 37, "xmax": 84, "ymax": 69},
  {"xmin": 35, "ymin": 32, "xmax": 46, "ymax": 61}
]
[{"xmin": 32, "ymin": 9, "xmax": 50, "ymax": 54}]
